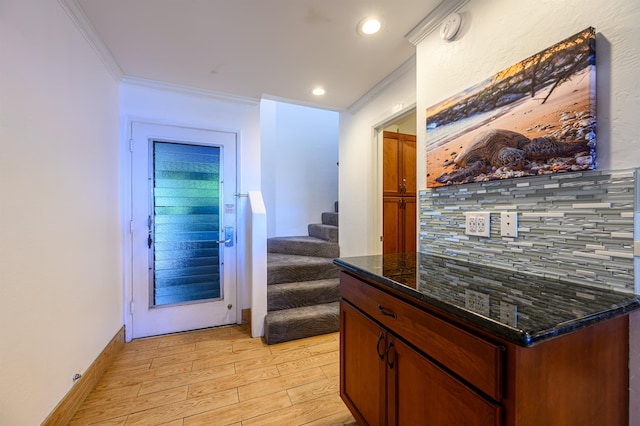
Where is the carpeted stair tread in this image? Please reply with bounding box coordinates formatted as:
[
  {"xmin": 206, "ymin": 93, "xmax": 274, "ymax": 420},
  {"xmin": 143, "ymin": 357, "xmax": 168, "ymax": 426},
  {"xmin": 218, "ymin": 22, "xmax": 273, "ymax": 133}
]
[
  {"xmin": 267, "ymin": 253, "xmax": 339, "ymax": 285},
  {"xmin": 268, "ymin": 278, "xmax": 340, "ymax": 311},
  {"xmin": 267, "ymin": 236, "xmax": 339, "ymax": 258},
  {"xmin": 264, "ymin": 302, "xmax": 340, "ymax": 345},
  {"xmin": 308, "ymin": 223, "xmax": 338, "ymax": 242}
]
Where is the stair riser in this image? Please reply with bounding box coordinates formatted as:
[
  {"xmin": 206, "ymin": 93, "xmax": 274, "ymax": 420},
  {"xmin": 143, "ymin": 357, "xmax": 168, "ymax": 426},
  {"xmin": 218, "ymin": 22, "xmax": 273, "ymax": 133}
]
[
  {"xmin": 268, "ymin": 282, "xmax": 339, "ymax": 311},
  {"xmin": 321, "ymin": 212, "xmax": 339, "ymax": 227},
  {"xmin": 264, "ymin": 303, "xmax": 339, "ymax": 345},
  {"xmin": 267, "ymin": 263, "xmax": 339, "ymax": 285},
  {"xmin": 308, "ymin": 224, "xmax": 338, "ymax": 242}
]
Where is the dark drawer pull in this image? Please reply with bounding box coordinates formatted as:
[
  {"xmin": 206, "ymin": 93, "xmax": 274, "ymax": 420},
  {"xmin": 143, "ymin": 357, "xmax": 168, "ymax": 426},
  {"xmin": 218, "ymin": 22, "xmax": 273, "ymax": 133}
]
[{"xmin": 377, "ymin": 304, "xmax": 397, "ymax": 319}]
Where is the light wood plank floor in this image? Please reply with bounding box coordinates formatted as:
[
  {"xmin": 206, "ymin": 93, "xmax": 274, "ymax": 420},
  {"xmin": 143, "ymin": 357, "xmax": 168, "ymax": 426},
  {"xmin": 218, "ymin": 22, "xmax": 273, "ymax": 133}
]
[{"xmin": 69, "ymin": 325, "xmax": 357, "ymax": 425}]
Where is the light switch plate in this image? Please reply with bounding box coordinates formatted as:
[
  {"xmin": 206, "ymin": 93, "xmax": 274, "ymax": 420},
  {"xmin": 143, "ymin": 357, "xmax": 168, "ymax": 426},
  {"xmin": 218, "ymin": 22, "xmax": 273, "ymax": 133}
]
[{"xmin": 500, "ymin": 212, "xmax": 518, "ymax": 237}]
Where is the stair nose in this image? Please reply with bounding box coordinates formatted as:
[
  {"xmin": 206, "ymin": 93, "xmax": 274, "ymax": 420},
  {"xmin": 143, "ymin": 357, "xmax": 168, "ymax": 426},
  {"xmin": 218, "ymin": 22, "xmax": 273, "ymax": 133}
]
[{"xmin": 267, "ymin": 236, "xmax": 339, "ymax": 258}]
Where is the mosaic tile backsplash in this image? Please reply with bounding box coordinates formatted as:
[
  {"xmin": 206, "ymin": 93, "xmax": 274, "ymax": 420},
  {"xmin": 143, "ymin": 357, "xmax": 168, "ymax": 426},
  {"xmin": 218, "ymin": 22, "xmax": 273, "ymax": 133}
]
[{"xmin": 419, "ymin": 168, "xmax": 638, "ymax": 293}]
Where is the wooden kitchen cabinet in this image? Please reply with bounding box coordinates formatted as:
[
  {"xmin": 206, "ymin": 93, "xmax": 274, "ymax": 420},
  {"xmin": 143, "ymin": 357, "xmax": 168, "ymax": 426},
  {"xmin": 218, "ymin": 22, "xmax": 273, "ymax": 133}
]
[
  {"xmin": 341, "ymin": 300, "xmax": 500, "ymax": 426},
  {"xmin": 339, "ymin": 270, "xmax": 630, "ymax": 426}
]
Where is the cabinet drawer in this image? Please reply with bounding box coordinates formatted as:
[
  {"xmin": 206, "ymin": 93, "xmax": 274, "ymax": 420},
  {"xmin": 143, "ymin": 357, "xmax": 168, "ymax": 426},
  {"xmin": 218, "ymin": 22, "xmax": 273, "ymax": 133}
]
[{"xmin": 340, "ymin": 271, "xmax": 503, "ymax": 400}]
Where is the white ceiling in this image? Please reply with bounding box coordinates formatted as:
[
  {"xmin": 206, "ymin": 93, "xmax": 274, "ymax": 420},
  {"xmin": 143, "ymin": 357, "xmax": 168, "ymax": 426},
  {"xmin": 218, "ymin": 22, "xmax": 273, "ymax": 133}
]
[{"xmin": 75, "ymin": 0, "xmax": 443, "ymax": 110}]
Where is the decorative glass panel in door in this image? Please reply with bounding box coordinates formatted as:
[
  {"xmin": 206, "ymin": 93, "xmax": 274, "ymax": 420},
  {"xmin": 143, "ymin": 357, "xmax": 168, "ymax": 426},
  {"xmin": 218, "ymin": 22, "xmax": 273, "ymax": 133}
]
[{"xmin": 152, "ymin": 141, "xmax": 223, "ymax": 306}]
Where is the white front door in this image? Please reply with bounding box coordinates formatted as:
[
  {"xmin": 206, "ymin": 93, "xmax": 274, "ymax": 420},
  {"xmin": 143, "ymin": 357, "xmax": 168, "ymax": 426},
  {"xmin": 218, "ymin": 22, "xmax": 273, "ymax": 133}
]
[{"xmin": 130, "ymin": 122, "xmax": 237, "ymax": 339}]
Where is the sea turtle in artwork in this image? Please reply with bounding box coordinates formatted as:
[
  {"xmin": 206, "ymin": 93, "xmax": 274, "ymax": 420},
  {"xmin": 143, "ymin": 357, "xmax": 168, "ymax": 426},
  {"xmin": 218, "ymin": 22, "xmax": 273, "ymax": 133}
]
[{"xmin": 436, "ymin": 129, "xmax": 588, "ymax": 184}]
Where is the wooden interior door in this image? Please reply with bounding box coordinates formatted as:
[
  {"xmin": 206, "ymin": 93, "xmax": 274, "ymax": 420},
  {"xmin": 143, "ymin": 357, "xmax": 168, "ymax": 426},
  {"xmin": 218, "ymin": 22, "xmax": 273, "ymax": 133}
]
[{"xmin": 382, "ymin": 131, "xmax": 416, "ymax": 254}]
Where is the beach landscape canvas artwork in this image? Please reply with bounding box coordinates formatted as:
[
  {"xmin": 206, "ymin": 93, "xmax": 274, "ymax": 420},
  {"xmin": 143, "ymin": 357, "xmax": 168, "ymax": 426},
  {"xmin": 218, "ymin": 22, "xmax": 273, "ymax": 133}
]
[{"xmin": 426, "ymin": 27, "xmax": 596, "ymax": 188}]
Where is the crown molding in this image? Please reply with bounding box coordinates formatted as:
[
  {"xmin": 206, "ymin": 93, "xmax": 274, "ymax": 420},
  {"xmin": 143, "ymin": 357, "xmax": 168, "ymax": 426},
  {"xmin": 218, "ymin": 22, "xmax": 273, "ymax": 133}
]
[
  {"xmin": 347, "ymin": 55, "xmax": 416, "ymax": 114},
  {"xmin": 122, "ymin": 76, "xmax": 260, "ymax": 106},
  {"xmin": 404, "ymin": 0, "xmax": 470, "ymax": 45},
  {"xmin": 58, "ymin": 0, "xmax": 124, "ymax": 81}
]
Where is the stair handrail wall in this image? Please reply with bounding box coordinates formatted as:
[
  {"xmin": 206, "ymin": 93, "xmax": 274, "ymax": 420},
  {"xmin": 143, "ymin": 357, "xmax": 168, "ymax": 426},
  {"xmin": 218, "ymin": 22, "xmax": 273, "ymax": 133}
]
[{"xmin": 247, "ymin": 191, "xmax": 268, "ymax": 337}]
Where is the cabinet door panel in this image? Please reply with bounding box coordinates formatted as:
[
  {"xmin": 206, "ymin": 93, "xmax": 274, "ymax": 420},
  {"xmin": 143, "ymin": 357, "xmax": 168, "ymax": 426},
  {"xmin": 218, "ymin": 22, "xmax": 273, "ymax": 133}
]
[
  {"xmin": 383, "ymin": 135, "xmax": 401, "ymax": 196},
  {"xmin": 340, "ymin": 301, "xmax": 386, "ymax": 425},
  {"xmin": 383, "ymin": 197, "xmax": 402, "ymax": 254},
  {"xmin": 401, "ymin": 136, "xmax": 416, "ymax": 196},
  {"xmin": 390, "ymin": 337, "xmax": 501, "ymax": 426}
]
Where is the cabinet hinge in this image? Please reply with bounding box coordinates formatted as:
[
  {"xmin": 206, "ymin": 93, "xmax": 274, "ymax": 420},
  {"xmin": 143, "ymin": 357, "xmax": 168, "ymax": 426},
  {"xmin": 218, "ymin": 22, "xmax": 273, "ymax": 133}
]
[
  {"xmin": 129, "ymin": 138, "xmax": 134, "ymax": 152},
  {"xmin": 129, "ymin": 300, "xmax": 134, "ymax": 314},
  {"xmin": 129, "ymin": 220, "xmax": 135, "ymax": 233}
]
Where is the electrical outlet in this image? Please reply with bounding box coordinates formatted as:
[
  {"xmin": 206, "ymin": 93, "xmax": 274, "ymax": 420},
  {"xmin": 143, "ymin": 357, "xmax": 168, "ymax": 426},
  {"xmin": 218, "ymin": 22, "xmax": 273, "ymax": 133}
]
[
  {"xmin": 500, "ymin": 212, "xmax": 518, "ymax": 237},
  {"xmin": 465, "ymin": 212, "xmax": 490, "ymax": 237},
  {"xmin": 465, "ymin": 215, "xmax": 477, "ymax": 234},
  {"xmin": 465, "ymin": 289, "xmax": 490, "ymax": 316}
]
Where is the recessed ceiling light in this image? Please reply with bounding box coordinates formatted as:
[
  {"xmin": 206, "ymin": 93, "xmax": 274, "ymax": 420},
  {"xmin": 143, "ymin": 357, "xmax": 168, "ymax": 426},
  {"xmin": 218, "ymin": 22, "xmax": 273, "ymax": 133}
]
[
  {"xmin": 357, "ymin": 17, "xmax": 382, "ymax": 36},
  {"xmin": 312, "ymin": 87, "xmax": 326, "ymax": 96}
]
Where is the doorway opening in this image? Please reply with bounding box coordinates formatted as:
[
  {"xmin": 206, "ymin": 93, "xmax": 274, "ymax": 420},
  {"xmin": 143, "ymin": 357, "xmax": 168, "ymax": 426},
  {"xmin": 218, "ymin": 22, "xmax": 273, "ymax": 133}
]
[{"xmin": 380, "ymin": 110, "xmax": 417, "ymax": 254}]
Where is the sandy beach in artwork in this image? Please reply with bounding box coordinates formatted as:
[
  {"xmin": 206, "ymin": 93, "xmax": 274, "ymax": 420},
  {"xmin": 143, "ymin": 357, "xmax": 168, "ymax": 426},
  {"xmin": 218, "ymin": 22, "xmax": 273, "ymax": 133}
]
[{"xmin": 426, "ymin": 67, "xmax": 594, "ymax": 188}]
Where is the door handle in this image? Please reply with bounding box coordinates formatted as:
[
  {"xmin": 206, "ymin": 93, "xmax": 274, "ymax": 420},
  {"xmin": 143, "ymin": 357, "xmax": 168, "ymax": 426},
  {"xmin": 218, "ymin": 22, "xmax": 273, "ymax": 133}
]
[
  {"xmin": 216, "ymin": 226, "xmax": 234, "ymax": 247},
  {"xmin": 376, "ymin": 332, "xmax": 385, "ymax": 360},
  {"xmin": 386, "ymin": 340, "xmax": 396, "ymax": 370}
]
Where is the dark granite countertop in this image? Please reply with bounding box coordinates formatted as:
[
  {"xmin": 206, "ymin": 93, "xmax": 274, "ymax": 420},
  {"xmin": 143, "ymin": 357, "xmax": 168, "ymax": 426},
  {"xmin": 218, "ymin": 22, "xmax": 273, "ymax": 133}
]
[{"xmin": 334, "ymin": 252, "xmax": 640, "ymax": 346}]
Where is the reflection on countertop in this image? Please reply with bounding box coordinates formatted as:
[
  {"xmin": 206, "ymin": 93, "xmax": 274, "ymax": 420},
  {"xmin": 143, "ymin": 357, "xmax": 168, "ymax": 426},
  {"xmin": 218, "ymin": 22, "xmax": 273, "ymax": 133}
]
[{"xmin": 334, "ymin": 252, "xmax": 640, "ymax": 346}]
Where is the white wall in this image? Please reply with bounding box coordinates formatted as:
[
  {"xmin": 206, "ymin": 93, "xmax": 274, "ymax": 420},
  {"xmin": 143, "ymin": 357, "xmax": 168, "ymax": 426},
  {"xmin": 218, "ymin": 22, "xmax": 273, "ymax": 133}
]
[
  {"xmin": 338, "ymin": 63, "xmax": 417, "ymax": 257},
  {"xmin": 120, "ymin": 82, "xmax": 261, "ymax": 322},
  {"xmin": 0, "ymin": 1, "xmax": 122, "ymax": 424},
  {"xmin": 261, "ymin": 100, "xmax": 339, "ymax": 237}
]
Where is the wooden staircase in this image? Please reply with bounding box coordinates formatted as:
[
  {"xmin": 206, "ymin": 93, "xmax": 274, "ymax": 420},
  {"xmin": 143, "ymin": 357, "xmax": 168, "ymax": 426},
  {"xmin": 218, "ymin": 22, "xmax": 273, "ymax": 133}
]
[{"xmin": 264, "ymin": 204, "xmax": 340, "ymax": 344}]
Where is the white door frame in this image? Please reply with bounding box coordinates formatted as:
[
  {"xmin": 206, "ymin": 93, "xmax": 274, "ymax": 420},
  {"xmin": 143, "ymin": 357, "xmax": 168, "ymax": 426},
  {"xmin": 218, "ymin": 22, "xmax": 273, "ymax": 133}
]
[{"xmin": 121, "ymin": 118, "xmax": 241, "ymax": 342}]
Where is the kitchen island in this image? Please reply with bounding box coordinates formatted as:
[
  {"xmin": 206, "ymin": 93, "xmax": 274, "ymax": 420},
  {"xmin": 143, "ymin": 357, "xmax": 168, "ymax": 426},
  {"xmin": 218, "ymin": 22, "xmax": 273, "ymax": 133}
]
[{"xmin": 335, "ymin": 252, "xmax": 640, "ymax": 425}]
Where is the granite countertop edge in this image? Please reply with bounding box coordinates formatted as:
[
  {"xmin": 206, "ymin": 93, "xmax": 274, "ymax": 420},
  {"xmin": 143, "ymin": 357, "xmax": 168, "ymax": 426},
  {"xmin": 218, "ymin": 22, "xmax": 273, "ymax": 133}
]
[{"xmin": 334, "ymin": 257, "xmax": 640, "ymax": 347}]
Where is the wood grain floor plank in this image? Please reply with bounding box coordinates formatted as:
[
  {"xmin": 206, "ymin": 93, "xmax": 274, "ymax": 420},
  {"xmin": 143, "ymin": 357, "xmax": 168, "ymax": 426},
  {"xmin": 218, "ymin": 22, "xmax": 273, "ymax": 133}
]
[
  {"xmin": 138, "ymin": 363, "xmax": 235, "ymax": 395},
  {"xmin": 73, "ymin": 325, "xmax": 355, "ymax": 425},
  {"xmin": 302, "ymin": 411, "xmax": 358, "ymax": 426},
  {"xmin": 187, "ymin": 365, "xmax": 280, "ymax": 398},
  {"xmin": 69, "ymin": 387, "xmax": 188, "ymax": 425},
  {"xmin": 233, "ymin": 347, "xmax": 310, "ymax": 374},
  {"xmin": 78, "ymin": 382, "xmax": 142, "ymax": 409},
  {"xmin": 306, "ymin": 339, "xmax": 340, "ymax": 355},
  {"xmin": 276, "ymin": 350, "xmax": 340, "ymax": 376},
  {"xmin": 286, "ymin": 376, "xmax": 340, "ymax": 405},
  {"xmin": 236, "ymin": 367, "xmax": 326, "ymax": 402},
  {"xmin": 124, "ymin": 388, "xmax": 238, "ymax": 425},
  {"xmin": 242, "ymin": 393, "xmax": 348, "ymax": 426},
  {"xmin": 182, "ymin": 390, "xmax": 292, "ymax": 426},
  {"xmin": 94, "ymin": 361, "xmax": 194, "ymax": 392},
  {"xmin": 320, "ymin": 361, "xmax": 340, "ymax": 378},
  {"xmin": 267, "ymin": 333, "xmax": 337, "ymax": 354},
  {"xmin": 151, "ymin": 344, "xmax": 233, "ymax": 369}
]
